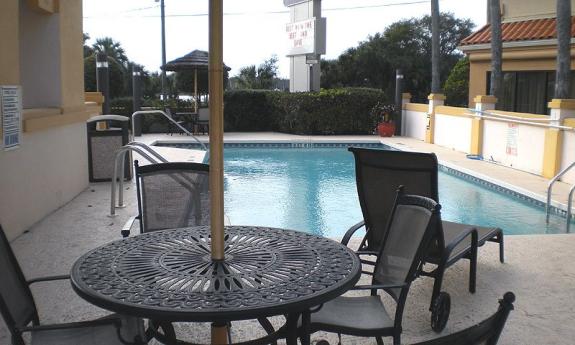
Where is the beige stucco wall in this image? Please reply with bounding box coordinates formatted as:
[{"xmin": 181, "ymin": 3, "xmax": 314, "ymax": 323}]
[
  {"xmin": 0, "ymin": 0, "xmax": 94, "ymax": 240},
  {"xmin": 0, "ymin": 0, "xmax": 20, "ymax": 85},
  {"xmin": 502, "ymin": 0, "xmax": 575, "ymax": 22},
  {"xmin": 468, "ymin": 46, "xmax": 575, "ymax": 107},
  {"xmin": 0, "ymin": 123, "xmax": 89, "ymax": 240}
]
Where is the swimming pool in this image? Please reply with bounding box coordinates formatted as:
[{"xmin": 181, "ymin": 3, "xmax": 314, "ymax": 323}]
[{"xmin": 159, "ymin": 143, "xmax": 570, "ymax": 237}]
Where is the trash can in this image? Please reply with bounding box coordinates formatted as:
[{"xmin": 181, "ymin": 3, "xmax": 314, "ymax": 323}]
[{"xmin": 87, "ymin": 115, "xmax": 131, "ymax": 182}]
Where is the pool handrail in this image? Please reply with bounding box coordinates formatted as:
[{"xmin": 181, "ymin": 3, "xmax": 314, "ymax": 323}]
[
  {"xmin": 546, "ymin": 160, "xmax": 575, "ymax": 231},
  {"xmin": 110, "ymin": 144, "xmax": 163, "ymax": 217},
  {"xmin": 131, "ymin": 110, "xmax": 208, "ymax": 151}
]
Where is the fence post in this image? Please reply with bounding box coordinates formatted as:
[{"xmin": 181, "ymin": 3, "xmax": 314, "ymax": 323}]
[
  {"xmin": 472, "ymin": 95, "xmax": 496, "ymax": 156},
  {"xmin": 543, "ymin": 99, "xmax": 575, "ymax": 178},
  {"xmin": 426, "ymin": 93, "xmax": 445, "ymax": 144}
]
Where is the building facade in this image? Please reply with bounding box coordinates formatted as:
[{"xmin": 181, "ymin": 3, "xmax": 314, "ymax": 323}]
[
  {"xmin": 460, "ymin": 0, "xmax": 575, "ymax": 114},
  {"xmin": 0, "ymin": 0, "xmax": 99, "ymax": 239}
]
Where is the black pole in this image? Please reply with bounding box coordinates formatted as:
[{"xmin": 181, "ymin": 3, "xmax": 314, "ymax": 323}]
[
  {"xmin": 132, "ymin": 65, "xmax": 142, "ymax": 136},
  {"xmin": 394, "ymin": 69, "xmax": 404, "ymax": 135},
  {"xmin": 96, "ymin": 52, "xmax": 110, "ymax": 114},
  {"xmin": 160, "ymin": 0, "xmax": 167, "ymax": 102}
]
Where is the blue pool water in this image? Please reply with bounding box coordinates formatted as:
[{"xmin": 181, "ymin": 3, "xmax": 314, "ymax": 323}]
[{"xmin": 220, "ymin": 146, "xmax": 569, "ymax": 237}]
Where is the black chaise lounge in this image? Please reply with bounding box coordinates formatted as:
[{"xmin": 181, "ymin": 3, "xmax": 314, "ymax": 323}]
[
  {"xmin": 342, "ymin": 147, "xmax": 504, "ymax": 332},
  {"xmin": 306, "ymin": 188, "xmax": 440, "ymax": 345},
  {"xmin": 122, "ymin": 160, "xmax": 210, "ymax": 237},
  {"xmin": 412, "ymin": 292, "xmax": 515, "ymax": 345},
  {"xmin": 0, "ymin": 225, "xmax": 145, "ymax": 345},
  {"xmin": 314, "ymin": 291, "xmax": 515, "ymax": 345}
]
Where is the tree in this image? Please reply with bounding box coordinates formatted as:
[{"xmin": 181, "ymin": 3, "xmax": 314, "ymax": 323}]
[
  {"xmin": 321, "ymin": 13, "xmax": 474, "ymax": 102},
  {"xmin": 431, "ymin": 0, "xmax": 441, "ymax": 93},
  {"xmin": 443, "ymin": 57, "xmax": 469, "ymax": 107},
  {"xmin": 92, "ymin": 37, "xmax": 129, "ymax": 70},
  {"xmin": 235, "ymin": 55, "xmax": 279, "ymax": 89},
  {"xmin": 555, "ymin": 0, "xmax": 571, "ymax": 99},
  {"xmin": 83, "ymin": 33, "xmax": 94, "ymax": 58},
  {"xmin": 489, "ymin": 0, "xmax": 503, "ymax": 104}
]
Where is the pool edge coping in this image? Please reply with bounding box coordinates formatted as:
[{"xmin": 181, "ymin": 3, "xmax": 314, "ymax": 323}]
[{"xmin": 149, "ymin": 138, "xmax": 572, "ymax": 220}]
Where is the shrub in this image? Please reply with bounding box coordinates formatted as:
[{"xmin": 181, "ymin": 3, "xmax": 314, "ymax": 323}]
[
  {"xmin": 444, "ymin": 57, "xmax": 469, "ymax": 107},
  {"xmin": 224, "ymin": 87, "xmax": 388, "ymax": 134}
]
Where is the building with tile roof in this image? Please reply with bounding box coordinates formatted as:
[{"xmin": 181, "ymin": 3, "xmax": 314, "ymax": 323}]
[{"xmin": 459, "ymin": 0, "xmax": 575, "ymax": 114}]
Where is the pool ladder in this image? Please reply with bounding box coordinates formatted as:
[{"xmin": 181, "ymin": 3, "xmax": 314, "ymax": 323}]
[
  {"xmin": 546, "ymin": 161, "xmax": 575, "ymax": 232},
  {"xmin": 109, "ymin": 142, "xmax": 170, "ymax": 217}
]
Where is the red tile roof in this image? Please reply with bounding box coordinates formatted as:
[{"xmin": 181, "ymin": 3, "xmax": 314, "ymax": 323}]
[{"xmin": 460, "ymin": 17, "xmax": 575, "ymax": 46}]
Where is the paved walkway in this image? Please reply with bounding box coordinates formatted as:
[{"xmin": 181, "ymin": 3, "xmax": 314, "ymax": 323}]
[{"xmin": 2, "ymin": 133, "xmax": 574, "ymax": 344}]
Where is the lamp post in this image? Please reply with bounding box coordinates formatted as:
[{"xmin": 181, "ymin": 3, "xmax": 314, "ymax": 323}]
[
  {"xmin": 155, "ymin": 0, "xmax": 167, "ymax": 101},
  {"xmin": 96, "ymin": 52, "xmax": 110, "ymax": 114}
]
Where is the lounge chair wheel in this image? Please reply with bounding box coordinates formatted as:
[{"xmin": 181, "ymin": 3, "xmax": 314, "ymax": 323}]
[
  {"xmin": 315, "ymin": 340, "xmax": 330, "ymax": 345},
  {"xmin": 430, "ymin": 292, "xmax": 451, "ymax": 332}
]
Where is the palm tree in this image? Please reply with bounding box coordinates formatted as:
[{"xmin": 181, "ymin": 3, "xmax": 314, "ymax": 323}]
[
  {"xmin": 489, "ymin": 0, "xmax": 502, "ymax": 104},
  {"xmin": 92, "ymin": 37, "xmax": 129, "ymax": 69},
  {"xmin": 555, "ymin": 0, "xmax": 571, "ymax": 99},
  {"xmin": 431, "ymin": 0, "xmax": 441, "ymax": 93}
]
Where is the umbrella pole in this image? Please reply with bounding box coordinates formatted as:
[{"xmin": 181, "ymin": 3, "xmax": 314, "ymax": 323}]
[
  {"xmin": 209, "ymin": 0, "xmax": 227, "ymax": 342},
  {"xmin": 208, "ymin": 1, "xmax": 225, "ymax": 261}
]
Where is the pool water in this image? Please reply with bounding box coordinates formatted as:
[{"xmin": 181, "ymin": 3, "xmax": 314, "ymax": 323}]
[{"xmin": 223, "ymin": 147, "xmax": 569, "ymax": 237}]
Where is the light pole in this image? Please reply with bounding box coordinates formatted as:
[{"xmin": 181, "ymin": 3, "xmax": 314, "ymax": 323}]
[{"xmin": 156, "ymin": 0, "xmax": 167, "ymax": 101}]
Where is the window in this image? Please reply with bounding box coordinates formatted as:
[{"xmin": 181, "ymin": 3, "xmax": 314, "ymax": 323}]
[{"xmin": 486, "ymin": 71, "xmax": 575, "ymax": 115}]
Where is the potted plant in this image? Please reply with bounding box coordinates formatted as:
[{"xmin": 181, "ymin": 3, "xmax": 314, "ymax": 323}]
[{"xmin": 371, "ymin": 102, "xmax": 396, "ymax": 137}]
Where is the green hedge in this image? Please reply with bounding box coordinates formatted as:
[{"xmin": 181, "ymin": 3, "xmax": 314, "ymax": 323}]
[
  {"xmin": 224, "ymin": 88, "xmax": 388, "ymax": 134},
  {"xmin": 108, "ymin": 88, "xmax": 388, "ymax": 134}
]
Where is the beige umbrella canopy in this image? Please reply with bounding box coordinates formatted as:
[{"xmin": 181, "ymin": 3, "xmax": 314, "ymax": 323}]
[{"xmin": 162, "ymin": 49, "xmax": 230, "ymax": 112}]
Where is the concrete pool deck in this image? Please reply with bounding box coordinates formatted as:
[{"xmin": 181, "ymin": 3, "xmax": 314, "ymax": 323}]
[{"xmin": 2, "ymin": 132, "xmax": 575, "ymax": 344}]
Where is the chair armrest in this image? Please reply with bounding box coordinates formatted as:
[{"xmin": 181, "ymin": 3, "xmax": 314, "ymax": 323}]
[
  {"xmin": 352, "ymin": 283, "xmax": 408, "ymax": 290},
  {"xmin": 121, "ymin": 216, "xmax": 137, "ymax": 238},
  {"xmin": 444, "ymin": 227, "xmax": 478, "ymax": 255},
  {"xmin": 27, "ymin": 275, "xmax": 70, "ymax": 285},
  {"xmin": 18, "ymin": 318, "xmax": 121, "ymax": 333},
  {"xmin": 340, "ymin": 220, "xmax": 366, "ymax": 246}
]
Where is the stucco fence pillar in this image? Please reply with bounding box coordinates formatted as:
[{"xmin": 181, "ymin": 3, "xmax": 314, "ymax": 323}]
[
  {"xmin": 426, "ymin": 93, "xmax": 445, "ymax": 144},
  {"xmin": 545, "ymin": 99, "xmax": 575, "ymax": 179},
  {"xmin": 471, "ymin": 95, "xmax": 496, "ymax": 156}
]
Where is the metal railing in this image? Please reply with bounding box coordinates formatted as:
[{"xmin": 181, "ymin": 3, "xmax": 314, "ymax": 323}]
[
  {"xmin": 546, "ymin": 161, "xmax": 575, "ymax": 232},
  {"xmin": 468, "ymin": 109, "xmax": 575, "ymax": 131},
  {"xmin": 110, "ymin": 144, "xmax": 167, "ymax": 216},
  {"xmin": 131, "ymin": 110, "xmax": 208, "ymax": 151}
]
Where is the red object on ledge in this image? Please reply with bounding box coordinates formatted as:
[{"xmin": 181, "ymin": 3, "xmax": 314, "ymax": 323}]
[{"xmin": 377, "ymin": 122, "xmax": 395, "ymax": 137}]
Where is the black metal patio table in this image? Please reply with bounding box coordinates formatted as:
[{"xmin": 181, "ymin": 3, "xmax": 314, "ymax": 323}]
[{"xmin": 70, "ymin": 225, "xmax": 361, "ymax": 345}]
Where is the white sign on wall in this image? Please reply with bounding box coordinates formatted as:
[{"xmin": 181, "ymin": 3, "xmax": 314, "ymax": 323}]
[
  {"xmin": 506, "ymin": 123, "xmax": 518, "ymax": 156},
  {"xmin": 1, "ymin": 85, "xmax": 22, "ymax": 151},
  {"xmin": 286, "ymin": 17, "xmax": 326, "ymax": 56}
]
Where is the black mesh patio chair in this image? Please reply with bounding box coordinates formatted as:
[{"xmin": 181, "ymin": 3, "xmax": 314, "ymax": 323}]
[
  {"xmin": 342, "ymin": 147, "xmax": 505, "ymax": 332},
  {"xmin": 314, "ymin": 292, "xmax": 515, "ymax": 345},
  {"xmin": 0, "ymin": 225, "xmax": 146, "ymax": 345},
  {"xmin": 411, "ymin": 292, "xmax": 515, "ymax": 345},
  {"xmin": 122, "ymin": 161, "xmax": 210, "ymax": 237},
  {"xmin": 305, "ymin": 188, "xmax": 441, "ymax": 345}
]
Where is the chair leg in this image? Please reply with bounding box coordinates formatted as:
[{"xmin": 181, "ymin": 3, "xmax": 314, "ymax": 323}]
[
  {"xmin": 498, "ymin": 232, "xmax": 505, "ymax": 263},
  {"xmin": 376, "ymin": 336, "xmax": 385, "ymax": 345},
  {"xmin": 393, "ymin": 334, "xmax": 401, "ymax": 345},
  {"xmin": 430, "ymin": 264, "xmax": 446, "ymax": 310},
  {"xmin": 469, "ymin": 231, "xmax": 478, "ymax": 294},
  {"xmin": 469, "ymin": 251, "xmax": 477, "ymax": 294}
]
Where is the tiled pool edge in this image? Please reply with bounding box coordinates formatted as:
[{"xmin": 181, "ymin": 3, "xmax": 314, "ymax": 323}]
[
  {"xmin": 383, "ymin": 142, "xmax": 571, "ymax": 219},
  {"xmin": 152, "ymin": 139, "xmax": 571, "ymax": 219}
]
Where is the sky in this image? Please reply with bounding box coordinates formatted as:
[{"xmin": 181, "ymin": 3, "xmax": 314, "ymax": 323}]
[{"xmin": 83, "ymin": 0, "xmax": 487, "ymax": 78}]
